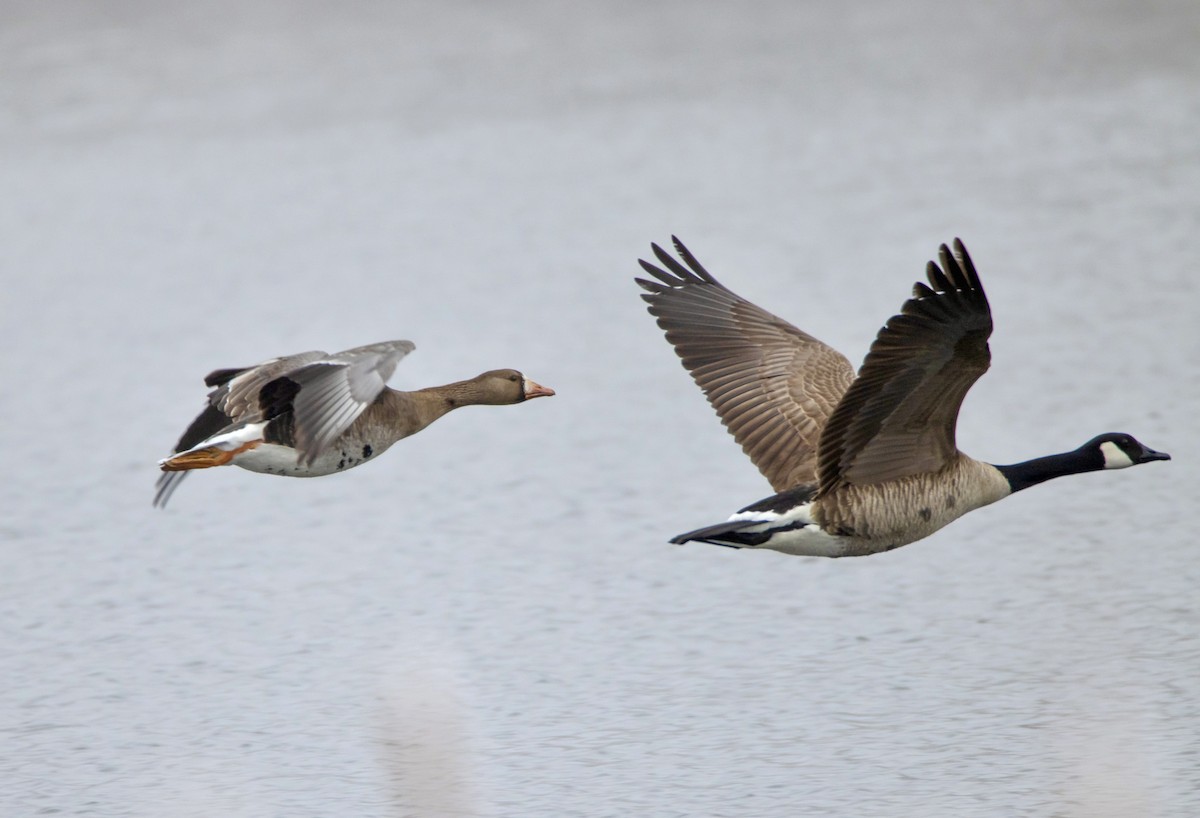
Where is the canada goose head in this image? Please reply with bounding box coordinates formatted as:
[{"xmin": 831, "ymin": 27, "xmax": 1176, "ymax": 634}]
[
  {"xmin": 469, "ymin": 369, "xmax": 556, "ymax": 404},
  {"xmin": 1085, "ymin": 432, "xmax": 1171, "ymax": 470},
  {"xmin": 993, "ymin": 432, "xmax": 1169, "ymax": 493}
]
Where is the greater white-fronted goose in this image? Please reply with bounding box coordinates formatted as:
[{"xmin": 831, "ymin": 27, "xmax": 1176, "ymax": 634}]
[
  {"xmin": 154, "ymin": 340, "xmax": 554, "ymax": 507},
  {"xmin": 637, "ymin": 237, "xmax": 1169, "ymax": 557}
]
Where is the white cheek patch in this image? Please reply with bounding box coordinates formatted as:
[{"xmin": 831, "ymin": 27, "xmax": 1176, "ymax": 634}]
[{"xmin": 1099, "ymin": 440, "xmax": 1135, "ymax": 469}]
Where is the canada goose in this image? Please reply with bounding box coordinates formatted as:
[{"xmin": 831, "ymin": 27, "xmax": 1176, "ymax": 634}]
[
  {"xmin": 154, "ymin": 340, "xmax": 554, "ymax": 508},
  {"xmin": 636, "ymin": 238, "xmax": 1169, "ymax": 557}
]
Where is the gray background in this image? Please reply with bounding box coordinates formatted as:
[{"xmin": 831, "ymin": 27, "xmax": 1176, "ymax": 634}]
[{"xmin": 2, "ymin": 1, "xmax": 1197, "ymax": 816}]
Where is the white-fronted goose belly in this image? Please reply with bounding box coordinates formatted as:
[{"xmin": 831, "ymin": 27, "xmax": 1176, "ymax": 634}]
[
  {"xmin": 637, "ymin": 238, "xmax": 1169, "ymax": 558},
  {"xmin": 154, "ymin": 340, "xmax": 554, "ymax": 507}
]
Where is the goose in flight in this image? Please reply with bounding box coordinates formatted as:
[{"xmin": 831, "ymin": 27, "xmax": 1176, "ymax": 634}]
[
  {"xmin": 155, "ymin": 340, "xmax": 554, "ymax": 507},
  {"xmin": 637, "ymin": 238, "xmax": 1169, "ymax": 557}
]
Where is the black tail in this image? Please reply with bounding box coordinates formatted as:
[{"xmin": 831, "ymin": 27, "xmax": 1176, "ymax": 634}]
[
  {"xmin": 669, "ymin": 519, "xmax": 778, "ymax": 548},
  {"xmin": 671, "ymin": 485, "xmax": 817, "ymax": 548}
]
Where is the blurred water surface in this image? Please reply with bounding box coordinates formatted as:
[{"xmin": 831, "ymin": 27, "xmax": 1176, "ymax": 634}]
[{"xmin": 1, "ymin": 2, "xmax": 1197, "ymax": 816}]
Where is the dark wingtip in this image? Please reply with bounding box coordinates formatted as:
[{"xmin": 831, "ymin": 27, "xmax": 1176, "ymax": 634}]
[
  {"xmin": 952, "ymin": 238, "xmax": 984, "ymax": 293},
  {"xmin": 925, "ymin": 239, "xmax": 986, "ymax": 296},
  {"xmin": 925, "ymin": 259, "xmax": 952, "ymax": 293},
  {"xmin": 936, "ymin": 243, "xmax": 957, "ymax": 282},
  {"xmin": 636, "ymin": 236, "xmax": 722, "ymax": 288},
  {"xmin": 637, "ymin": 258, "xmax": 679, "ymax": 288},
  {"xmin": 204, "ymin": 367, "xmax": 248, "ymax": 388},
  {"xmin": 669, "ymin": 235, "xmax": 718, "ymax": 284}
]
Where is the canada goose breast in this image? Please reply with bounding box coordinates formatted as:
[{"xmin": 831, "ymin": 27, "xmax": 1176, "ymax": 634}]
[{"xmin": 814, "ymin": 455, "xmax": 1012, "ymax": 551}]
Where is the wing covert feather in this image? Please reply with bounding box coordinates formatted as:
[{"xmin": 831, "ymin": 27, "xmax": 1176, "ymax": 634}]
[{"xmin": 284, "ymin": 340, "xmax": 415, "ymax": 463}]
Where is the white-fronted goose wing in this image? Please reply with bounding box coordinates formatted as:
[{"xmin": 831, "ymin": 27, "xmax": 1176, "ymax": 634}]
[{"xmin": 275, "ymin": 340, "xmax": 415, "ymax": 465}]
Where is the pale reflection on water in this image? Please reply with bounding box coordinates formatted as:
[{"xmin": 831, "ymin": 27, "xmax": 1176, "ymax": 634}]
[{"xmin": 1, "ymin": 1, "xmax": 1196, "ymax": 816}]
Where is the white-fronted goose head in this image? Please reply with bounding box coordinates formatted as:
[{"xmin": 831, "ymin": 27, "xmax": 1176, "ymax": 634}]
[
  {"xmin": 637, "ymin": 237, "xmax": 1169, "ymax": 558},
  {"xmin": 448, "ymin": 369, "xmax": 557, "ymax": 405}
]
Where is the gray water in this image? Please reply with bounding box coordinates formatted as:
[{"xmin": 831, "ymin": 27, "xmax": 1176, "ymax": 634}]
[{"xmin": 2, "ymin": 2, "xmax": 1197, "ymax": 816}]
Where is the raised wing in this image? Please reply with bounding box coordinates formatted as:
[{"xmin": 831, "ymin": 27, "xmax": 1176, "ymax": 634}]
[
  {"xmin": 214, "ymin": 350, "xmax": 328, "ymax": 424},
  {"xmin": 816, "ymin": 239, "xmax": 992, "ymax": 494},
  {"xmin": 637, "ymin": 237, "xmax": 856, "ymax": 491},
  {"xmin": 283, "ymin": 340, "xmax": 415, "ymax": 464}
]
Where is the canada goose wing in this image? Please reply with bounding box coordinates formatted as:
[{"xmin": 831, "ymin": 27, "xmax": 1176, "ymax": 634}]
[
  {"xmin": 637, "ymin": 237, "xmax": 856, "ymax": 491},
  {"xmin": 276, "ymin": 340, "xmax": 416, "ymax": 465},
  {"xmin": 816, "ymin": 239, "xmax": 991, "ymax": 494}
]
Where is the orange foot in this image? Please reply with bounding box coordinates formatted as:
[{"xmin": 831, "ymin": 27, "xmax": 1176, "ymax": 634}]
[{"xmin": 160, "ymin": 440, "xmax": 261, "ymax": 472}]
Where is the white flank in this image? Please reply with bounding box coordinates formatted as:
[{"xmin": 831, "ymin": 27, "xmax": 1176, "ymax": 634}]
[
  {"xmin": 719, "ymin": 502, "xmax": 849, "ymax": 557},
  {"xmin": 234, "ymin": 443, "xmax": 305, "ymax": 474},
  {"xmin": 156, "ymin": 421, "xmax": 269, "ymax": 466},
  {"xmin": 193, "ymin": 421, "xmax": 268, "ymax": 453},
  {"xmin": 727, "ymin": 502, "xmax": 813, "ymax": 526}
]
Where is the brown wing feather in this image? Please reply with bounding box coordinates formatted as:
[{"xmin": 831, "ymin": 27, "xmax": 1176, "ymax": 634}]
[
  {"xmin": 816, "ymin": 239, "xmax": 992, "ymax": 495},
  {"xmin": 214, "ymin": 351, "xmax": 327, "ymax": 423},
  {"xmin": 637, "ymin": 237, "xmax": 856, "ymax": 491}
]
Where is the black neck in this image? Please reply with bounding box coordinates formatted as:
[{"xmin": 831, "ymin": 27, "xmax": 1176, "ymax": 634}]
[{"xmin": 993, "ymin": 448, "xmax": 1103, "ymax": 494}]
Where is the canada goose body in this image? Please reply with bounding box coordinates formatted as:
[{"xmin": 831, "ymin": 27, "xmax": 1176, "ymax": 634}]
[
  {"xmin": 637, "ymin": 238, "xmax": 1169, "ymax": 558},
  {"xmin": 155, "ymin": 340, "xmax": 554, "ymax": 507}
]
